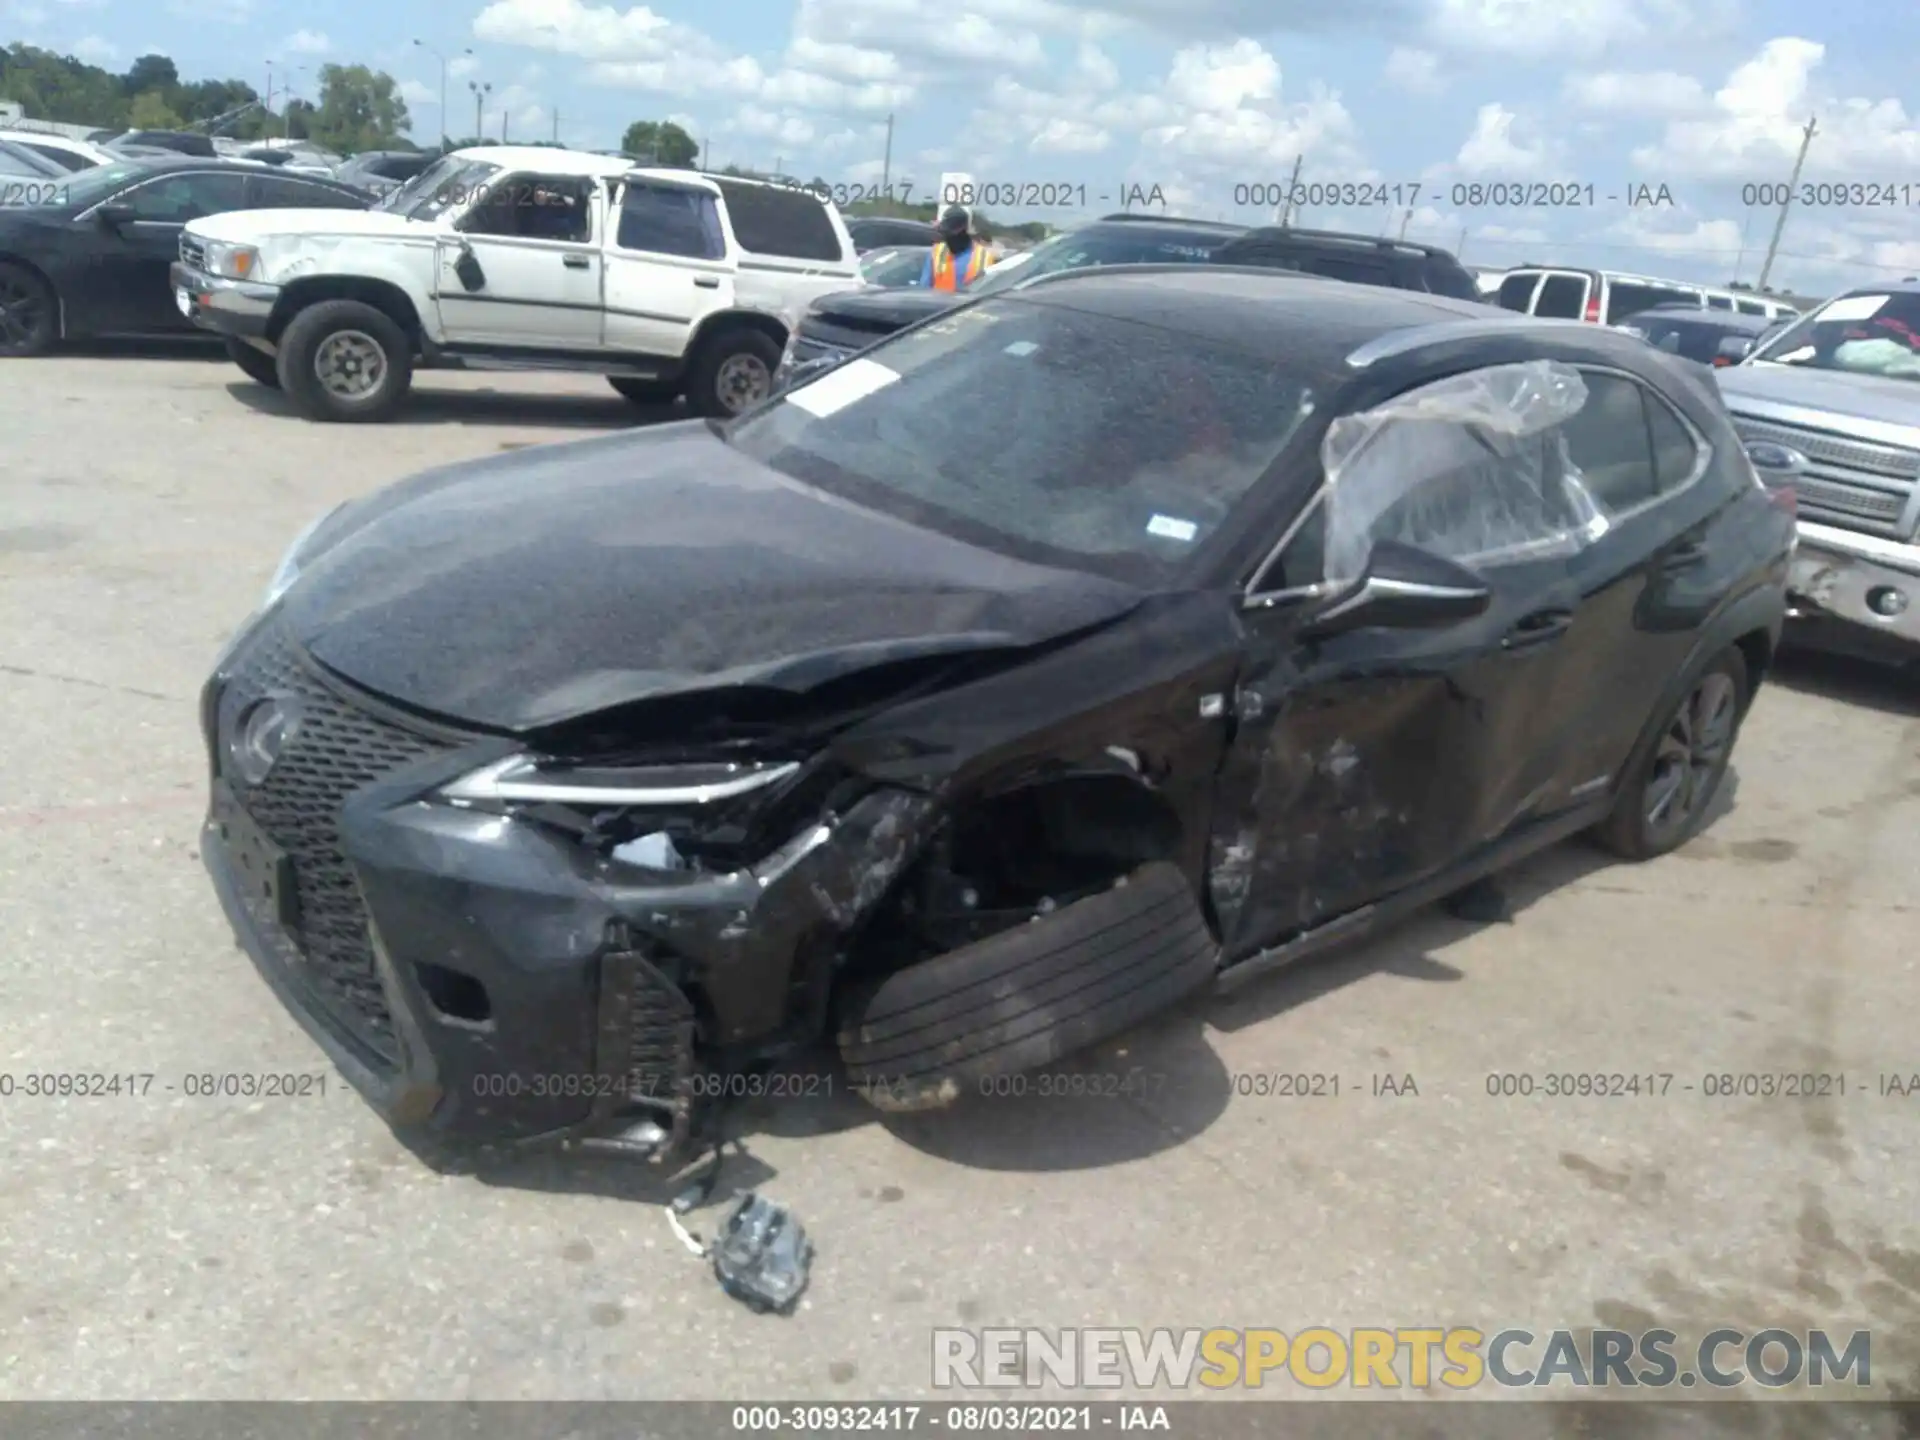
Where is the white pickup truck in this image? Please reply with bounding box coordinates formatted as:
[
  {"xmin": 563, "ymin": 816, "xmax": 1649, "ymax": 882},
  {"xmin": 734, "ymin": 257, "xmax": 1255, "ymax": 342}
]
[{"xmin": 169, "ymin": 146, "xmax": 864, "ymax": 422}]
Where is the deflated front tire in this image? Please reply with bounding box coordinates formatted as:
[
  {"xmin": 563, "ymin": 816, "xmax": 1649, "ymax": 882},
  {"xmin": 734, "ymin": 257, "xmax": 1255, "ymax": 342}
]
[{"xmin": 836, "ymin": 862, "xmax": 1218, "ymax": 1111}]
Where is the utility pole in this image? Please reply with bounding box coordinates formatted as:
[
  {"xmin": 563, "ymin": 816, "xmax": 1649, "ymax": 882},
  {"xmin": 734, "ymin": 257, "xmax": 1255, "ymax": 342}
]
[
  {"xmin": 881, "ymin": 111, "xmax": 894, "ymax": 200},
  {"xmin": 1276, "ymin": 153, "xmax": 1303, "ymax": 226},
  {"xmin": 551, "ymin": 110, "xmax": 559, "ymax": 144},
  {"xmin": 264, "ymin": 62, "xmax": 276, "ymax": 139},
  {"xmin": 774, "ymin": 154, "xmax": 783, "ymax": 178},
  {"xmin": 1397, "ymin": 207, "xmax": 1412, "ymax": 241},
  {"xmin": 1756, "ymin": 115, "xmax": 1817, "ymax": 292}
]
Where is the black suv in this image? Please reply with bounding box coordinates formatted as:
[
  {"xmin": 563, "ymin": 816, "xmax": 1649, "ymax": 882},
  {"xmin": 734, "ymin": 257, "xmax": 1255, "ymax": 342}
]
[
  {"xmin": 203, "ymin": 270, "xmax": 1792, "ymax": 1158},
  {"xmin": 776, "ymin": 212, "xmax": 1248, "ymax": 385},
  {"xmin": 1209, "ymin": 226, "xmax": 1484, "ymax": 299}
]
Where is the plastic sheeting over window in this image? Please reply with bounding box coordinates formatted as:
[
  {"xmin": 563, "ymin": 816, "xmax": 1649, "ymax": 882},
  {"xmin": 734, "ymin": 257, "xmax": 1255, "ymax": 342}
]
[{"xmin": 1320, "ymin": 360, "xmax": 1608, "ymax": 584}]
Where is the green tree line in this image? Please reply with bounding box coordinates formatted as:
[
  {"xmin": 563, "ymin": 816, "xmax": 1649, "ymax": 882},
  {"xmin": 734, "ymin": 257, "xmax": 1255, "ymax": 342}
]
[{"xmin": 1, "ymin": 44, "xmax": 415, "ymax": 153}]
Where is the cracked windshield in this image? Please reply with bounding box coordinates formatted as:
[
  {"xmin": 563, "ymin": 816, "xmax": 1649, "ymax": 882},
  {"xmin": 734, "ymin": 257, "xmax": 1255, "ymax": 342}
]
[{"xmin": 2, "ymin": 0, "xmax": 1916, "ymax": 1431}]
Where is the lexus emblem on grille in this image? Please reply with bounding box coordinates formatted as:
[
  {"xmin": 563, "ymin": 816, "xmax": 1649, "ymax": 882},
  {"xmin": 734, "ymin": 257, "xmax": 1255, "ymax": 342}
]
[{"xmin": 227, "ymin": 694, "xmax": 301, "ymax": 786}]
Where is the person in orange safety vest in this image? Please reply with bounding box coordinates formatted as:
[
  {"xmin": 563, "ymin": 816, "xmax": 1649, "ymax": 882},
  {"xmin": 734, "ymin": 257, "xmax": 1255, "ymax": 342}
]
[{"xmin": 918, "ymin": 205, "xmax": 992, "ymax": 291}]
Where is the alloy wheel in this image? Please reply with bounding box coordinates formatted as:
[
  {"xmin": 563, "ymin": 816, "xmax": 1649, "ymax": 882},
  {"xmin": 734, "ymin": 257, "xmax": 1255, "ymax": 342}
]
[
  {"xmin": 0, "ymin": 277, "xmax": 48, "ymax": 353},
  {"xmin": 312, "ymin": 330, "xmax": 387, "ymax": 400},
  {"xmin": 1642, "ymin": 670, "xmax": 1737, "ymax": 837},
  {"xmin": 715, "ymin": 353, "xmax": 771, "ymax": 413}
]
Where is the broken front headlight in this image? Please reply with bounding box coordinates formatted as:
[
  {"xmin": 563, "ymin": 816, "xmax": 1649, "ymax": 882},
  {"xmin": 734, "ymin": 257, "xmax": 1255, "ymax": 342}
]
[
  {"xmin": 442, "ymin": 756, "xmax": 800, "ymax": 806},
  {"xmin": 441, "ymin": 755, "xmax": 820, "ymax": 873}
]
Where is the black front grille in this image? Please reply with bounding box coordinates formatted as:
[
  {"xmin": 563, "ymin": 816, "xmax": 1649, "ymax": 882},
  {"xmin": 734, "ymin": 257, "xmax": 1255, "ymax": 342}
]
[
  {"xmin": 217, "ymin": 620, "xmax": 457, "ymax": 1063},
  {"xmin": 179, "ymin": 232, "xmax": 206, "ymax": 269}
]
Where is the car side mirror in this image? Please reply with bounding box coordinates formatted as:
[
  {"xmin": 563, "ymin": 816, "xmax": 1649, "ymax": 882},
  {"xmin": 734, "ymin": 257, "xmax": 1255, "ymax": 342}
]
[
  {"xmin": 1713, "ymin": 335, "xmax": 1753, "ymax": 366},
  {"xmin": 1297, "ymin": 540, "xmax": 1491, "ymax": 641},
  {"xmin": 95, "ymin": 202, "xmax": 135, "ymax": 227}
]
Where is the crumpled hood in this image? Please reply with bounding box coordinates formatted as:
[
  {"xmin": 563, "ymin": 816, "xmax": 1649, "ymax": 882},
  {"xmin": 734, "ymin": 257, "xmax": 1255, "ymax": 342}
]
[
  {"xmin": 1717, "ymin": 362, "xmax": 1920, "ymax": 432},
  {"xmin": 187, "ymin": 208, "xmax": 416, "ymax": 245},
  {"xmin": 282, "ymin": 421, "xmax": 1143, "ymax": 734}
]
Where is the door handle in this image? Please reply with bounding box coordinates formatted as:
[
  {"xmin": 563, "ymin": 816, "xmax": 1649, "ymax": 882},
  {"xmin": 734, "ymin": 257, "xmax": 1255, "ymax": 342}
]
[
  {"xmin": 562, "ymin": 254, "xmax": 591, "ymax": 269},
  {"xmin": 1660, "ymin": 540, "xmax": 1708, "ymax": 573},
  {"xmin": 1501, "ymin": 607, "xmax": 1575, "ymax": 651},
  {"xmin": 693, "ymin": 276, "xmax": 720, "ymax": 289}
]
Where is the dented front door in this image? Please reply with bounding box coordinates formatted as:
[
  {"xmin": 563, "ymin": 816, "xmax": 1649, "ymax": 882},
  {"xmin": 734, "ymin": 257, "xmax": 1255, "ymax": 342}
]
[{"xmin": 1210, "ymin": 555, "xmax": 1583, "ymax": 958}]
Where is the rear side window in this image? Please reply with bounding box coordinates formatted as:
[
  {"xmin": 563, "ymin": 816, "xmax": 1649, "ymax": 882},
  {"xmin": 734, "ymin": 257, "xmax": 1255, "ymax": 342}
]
[
  {"xmin": 713, "ymin": 179, "xmax": 843, "ymax": 261},
  {"xmin": 1497, "ymin": 271, "xmax": 1541, "ymax": 311},
  {"xmin": 1645, "ymin": 394, "xmax": 1702, "ymax": 490},
  {"xmin": 248, "ymin": 176, "xmax": 362, "ymax": 209},
  {"xmin": 616, "ymin": 182, "xmax": 725, "ymax": 259},
  {"xmin": 1706, "ymin": 294, "xmax": 1733, "ymax": 310},
  {"xmin": 1559, "ymin": 372, "xmax": 1658, "ymax": 512},
  {"xmin": 1607, "ymin": 282, "xmax": 1697, "ymax": 324},
  {"xmin": 1534, "ymin": 273, "xmax": 1588, "ymax": 318},
  {"xmin": 1423, "ymin": 258, "xmax": 1482, "ymax": 300},
  {"xmin": 1302, "ymin": 254, "xmax": 1393, "ymax": 286},
  {"xmin": 20, "ymin": 141, "xmax": 88, "ymax": 173},
  {"xmin": 1735, "ymin": 298, "xmax": 1767, "ymax": 316}
]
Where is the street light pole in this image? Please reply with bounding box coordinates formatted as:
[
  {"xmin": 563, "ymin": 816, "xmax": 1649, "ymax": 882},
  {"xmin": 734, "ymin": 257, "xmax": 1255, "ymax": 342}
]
[
  {"xmin": 469, "ymin": 80, "xmax": 492, "ymax": 143},
  {"xmin": 415, "ymin": 40, "xmax": 471, "ymax": 148}
]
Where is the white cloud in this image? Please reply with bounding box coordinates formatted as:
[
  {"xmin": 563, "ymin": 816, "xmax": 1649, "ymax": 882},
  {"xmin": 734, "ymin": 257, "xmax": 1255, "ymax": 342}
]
[
  {"xmin": 1562, "ymin": 70, "xmax": 1707, "ymax": 117},
  {"xmin": 167, "ymin": 0, "xmax": 248, "ymax": 21},
  {"xmin": 70, "ymin": 33, "xmax": 116, "ymax": 61},
  {"xmin": 1633, "ymin": 38, "xmax": 1920, "ymax": 180},
  {"xmin": 53, "ymin": 0, "xmax": 105, "ymax": 8},
  {"xmin": 729, "ymin": 105, "xmax": 818, "ymax": 149},
  {"xmin": 280, "ymin": 29, "xmax": 330, "ymax": 54},
  {"xmin": 476, "ymin": 0, "xmax": 916, "ymax": 114},
  {"xmin": 1031, "ymin": 118, "xmax": 1110, "ymax": 154},
  {"xmin": 1451, "ymin": 101, "xmax": 1559, "ymax": 173},
  {"xmin": 448, "ymin": 54, "xmax": 481, "ymax": 79},
  {"xmin": 1162, "ymin": 39, "xmax": 1278, "ymax": 113},
  {"xmin": 398, "ymin": 78, "xmax": 437, "ymax": 107},
  {"xmin": 1383, "ymin": 47, "xmax": 1444, "ymax": 95},
  {"xmin": 1428, "ymin": 0, "xmax": 1733, "ymax": 60}
]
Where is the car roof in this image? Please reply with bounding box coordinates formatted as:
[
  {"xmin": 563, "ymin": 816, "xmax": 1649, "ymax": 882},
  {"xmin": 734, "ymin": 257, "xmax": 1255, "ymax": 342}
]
[
  {"xmin": 447, "ymin": 145, "xmax": 636, "ymax": 177},
  {"xmin": 1216, "ymin": 224, "xmax": 1464, "ymax": 262},
  {"xmin": 1089, "ymin": 213, "xmax": 1246, "ymax": 235},
  {"xmin": 1008, "ymin": 266, "xmax": 1506, "ymax": 368}
]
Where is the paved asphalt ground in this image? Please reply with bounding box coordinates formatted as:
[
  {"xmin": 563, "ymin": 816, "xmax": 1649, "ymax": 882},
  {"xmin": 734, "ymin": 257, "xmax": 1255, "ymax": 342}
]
[{"xmin": 2, "ymin": 346, "xmax": 1918, "ymax": 1419}]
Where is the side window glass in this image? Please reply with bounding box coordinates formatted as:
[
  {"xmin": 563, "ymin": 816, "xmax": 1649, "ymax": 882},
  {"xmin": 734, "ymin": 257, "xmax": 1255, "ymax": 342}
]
[
  {"xmin": 615, "ymin": 183, "xmax": 726, "ymax": 258},
  {"xmin": 713, "ymin": 179, "xmax": 842, "ymax": 260},
  {"xmin": 1496, "ymin": 271, "xmax": 1541, "ymax": 311},
  {"xmin": 1645, "ymin": 393, "xmax": 1703, "ymax": 491},
  {"xmin": 250, "ymin": 176, "xmax": 361, "ymax": 209},
  {"xmin": 120, "ymin": 172, "xmax": 248, "ymax": 222},
  {"xmin": 1557, "ymin": 372, "xmax": 1658, "ymax": 513},
  {"xmin": 1533, "ymin": 274, "xmax": 1587, "ymax": 318},
  {"xmin": 1319, "ymin": 361, "xmax": 1606, "ymax": 579},
  {"xmin": 463, "ymin": 174, "xmax": 592, "ymax": 242}
]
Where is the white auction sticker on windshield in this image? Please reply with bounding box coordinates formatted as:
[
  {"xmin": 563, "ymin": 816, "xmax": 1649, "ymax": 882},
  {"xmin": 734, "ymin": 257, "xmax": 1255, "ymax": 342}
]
[
  {"xmin": 1147, "ymin": 514, "xmax": 1198, "ymax": 542},
  {"xmin": 786, "ymin": 357, "xmax": 900, "ymax": 418},
  {"xmin": 1820, "ymin": 294, "xmax": 1888, "ymax": 322}
]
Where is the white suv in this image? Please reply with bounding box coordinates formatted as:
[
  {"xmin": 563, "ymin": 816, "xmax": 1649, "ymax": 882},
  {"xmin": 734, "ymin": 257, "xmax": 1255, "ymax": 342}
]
[
  {"xmin": 1496, "ymin": 266, "xmax": 1799, "ymax": 327},
  {"xmin": 170, "ymin": 146, "xmax": 862, "ymax": 422}
]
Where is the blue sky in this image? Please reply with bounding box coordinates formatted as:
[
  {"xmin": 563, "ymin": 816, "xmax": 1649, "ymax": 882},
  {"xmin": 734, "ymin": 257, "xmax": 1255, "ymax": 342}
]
[{"xmin": 6, "ymin": 0, "xmax": 1912, "ymax": 295}]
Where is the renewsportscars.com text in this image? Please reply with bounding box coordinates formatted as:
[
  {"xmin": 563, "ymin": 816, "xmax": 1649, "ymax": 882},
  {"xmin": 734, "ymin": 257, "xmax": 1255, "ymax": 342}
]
[{"xmin": 931, "ymin": 1326, "xmax": 1872, "ymax": 1390}]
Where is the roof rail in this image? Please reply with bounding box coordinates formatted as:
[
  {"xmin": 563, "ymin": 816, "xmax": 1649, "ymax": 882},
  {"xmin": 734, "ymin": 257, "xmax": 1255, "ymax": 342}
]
[
  {"xmin": 1096, "ymin": 212, "xmax": 1245, "ymax": 228},
  {"xmin": 1011, "ymin": 261, "xmax": 1336, "ymax": 292},
  {"xmin": 1343, "ymin": 315, "xmax": 1610, "ymax": 369},
  {"xmin": 1239, "ymin": 224, "xmax": 1460, "ymax": 258}
]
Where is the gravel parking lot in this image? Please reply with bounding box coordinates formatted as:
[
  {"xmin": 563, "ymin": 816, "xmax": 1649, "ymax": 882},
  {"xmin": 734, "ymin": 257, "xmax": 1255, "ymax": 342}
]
[{"xmin": 3, "ymin": 348, "xmax": 1918, "ymax": 1408}]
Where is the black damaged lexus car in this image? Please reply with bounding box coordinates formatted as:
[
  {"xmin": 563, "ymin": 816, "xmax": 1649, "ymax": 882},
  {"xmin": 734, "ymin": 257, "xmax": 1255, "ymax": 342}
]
[{"xmin": 200, "ymin": 268, "xmax": 1794, "ymax": 1160}]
